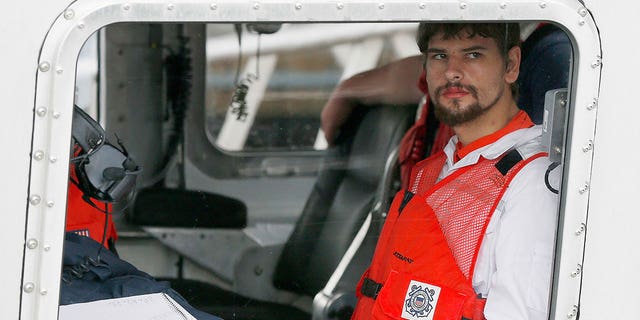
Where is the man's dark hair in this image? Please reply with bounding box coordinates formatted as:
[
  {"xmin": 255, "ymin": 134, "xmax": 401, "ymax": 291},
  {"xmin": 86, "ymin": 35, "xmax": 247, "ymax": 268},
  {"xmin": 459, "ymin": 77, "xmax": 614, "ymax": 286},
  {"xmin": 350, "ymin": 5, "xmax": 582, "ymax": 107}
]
[
  {"xmin": 417, "ymin": 23, "xmax": 521, "ymax": 97},
  {"xmin": 417, "ymin": 23, "xmax": 520, "ymax": 58}
]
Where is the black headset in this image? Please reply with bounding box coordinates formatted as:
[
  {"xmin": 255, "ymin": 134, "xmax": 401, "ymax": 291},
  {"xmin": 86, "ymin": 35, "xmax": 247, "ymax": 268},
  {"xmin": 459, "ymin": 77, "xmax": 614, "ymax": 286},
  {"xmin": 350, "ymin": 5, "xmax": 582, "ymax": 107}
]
[{"xmin": 70, "ymin": 105, "xmax": 141, "ymax": 204}]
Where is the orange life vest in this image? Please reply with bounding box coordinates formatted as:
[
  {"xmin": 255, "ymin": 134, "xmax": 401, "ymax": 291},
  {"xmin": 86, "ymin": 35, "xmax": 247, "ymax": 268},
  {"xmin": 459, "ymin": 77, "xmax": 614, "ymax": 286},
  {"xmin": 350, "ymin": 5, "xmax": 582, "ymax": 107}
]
[{"xmin": 352, "ymin": 149, "xmax": 545, "ymax": 320}]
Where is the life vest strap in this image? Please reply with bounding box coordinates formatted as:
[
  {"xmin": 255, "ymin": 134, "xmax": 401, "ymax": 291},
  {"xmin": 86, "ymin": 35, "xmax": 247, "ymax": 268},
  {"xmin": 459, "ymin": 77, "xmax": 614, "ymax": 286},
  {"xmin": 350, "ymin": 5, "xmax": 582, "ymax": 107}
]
[{"xmin": 361, "ymin": 277, "xmax": 384, "ymax": 299}]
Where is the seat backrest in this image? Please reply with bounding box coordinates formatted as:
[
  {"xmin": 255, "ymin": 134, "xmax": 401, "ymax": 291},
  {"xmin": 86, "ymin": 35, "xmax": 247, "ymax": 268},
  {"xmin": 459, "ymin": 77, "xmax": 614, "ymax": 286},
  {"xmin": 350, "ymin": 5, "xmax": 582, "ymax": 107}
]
[{"xmin": 273, "ymin": 104, "xmax": 416, "ymax": 296}]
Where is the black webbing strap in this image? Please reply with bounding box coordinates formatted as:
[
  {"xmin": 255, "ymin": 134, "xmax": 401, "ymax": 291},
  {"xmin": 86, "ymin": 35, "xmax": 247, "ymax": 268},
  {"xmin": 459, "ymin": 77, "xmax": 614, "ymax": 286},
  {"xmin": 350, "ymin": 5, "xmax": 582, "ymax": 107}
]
[
  {"xmin": 494, "ymin": 149, "xmax": 524, "ymax": 176},
  {"xmin": 361, "ymin": 277, "xmax": 384, "ymax": 299}
]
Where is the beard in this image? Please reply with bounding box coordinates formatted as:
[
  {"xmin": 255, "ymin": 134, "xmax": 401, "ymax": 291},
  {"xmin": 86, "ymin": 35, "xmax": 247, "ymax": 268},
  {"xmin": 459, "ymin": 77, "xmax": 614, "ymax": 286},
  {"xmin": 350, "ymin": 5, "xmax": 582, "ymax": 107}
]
[{"xmin": 432, "ymin": 82, "xmax": 502, "ymax": 127}]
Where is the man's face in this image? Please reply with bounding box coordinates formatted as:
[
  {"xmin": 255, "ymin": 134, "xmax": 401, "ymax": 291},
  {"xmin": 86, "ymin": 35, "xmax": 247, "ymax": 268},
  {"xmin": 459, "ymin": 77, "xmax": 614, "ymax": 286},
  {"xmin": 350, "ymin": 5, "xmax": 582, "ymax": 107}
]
[{"xmin": 425, "ymin": 30, "xmax": 518, "ymax": 127}]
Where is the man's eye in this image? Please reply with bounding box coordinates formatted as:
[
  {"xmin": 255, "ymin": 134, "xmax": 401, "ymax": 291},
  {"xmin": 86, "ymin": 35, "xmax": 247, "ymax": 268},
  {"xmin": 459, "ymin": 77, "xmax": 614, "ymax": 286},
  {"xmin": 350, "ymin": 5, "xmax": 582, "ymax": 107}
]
[
  {"xmin": 431, "ymin": 53, "xmax": 446, "ymax": 60},
  {"xmin": 467, "ymin": 52, "xmax": 481, "ymax": 59}
]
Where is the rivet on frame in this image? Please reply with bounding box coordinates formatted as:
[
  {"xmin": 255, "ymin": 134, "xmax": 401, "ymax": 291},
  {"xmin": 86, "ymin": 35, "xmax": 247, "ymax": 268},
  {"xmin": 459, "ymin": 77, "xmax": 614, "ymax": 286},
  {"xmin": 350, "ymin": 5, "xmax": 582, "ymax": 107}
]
[
  {"xmin": 39, "ymin": 62, "xmax": 51, "ymax": 72},
  {"xmin": 378, "ymin": 3, "xmax": 385, "ymax": 9},
  {"xmin": 40, "ymin": 289, "xmax": 48, "ymax": 296},
  {"xmin": 500, "ymin": 2, "xmax": 507, "ymax": 9},
  {"xmin": 122, "ymin": 3, "xmax": 131, "ymax": 11},
  {"xmin": 587, "ymin": 98, "xmax": 598, "ymax": 110},
  {"xmin": 582, "ymin": 140, "xmax": 593, "ymax": 152},
  {"xmin": 578, "ymin": 7, "xmax": 588, "ymax": 17},
  {"xmin": 78, "ymin": 22, "xmax": 85, "ymax": 29},
  {"xmin": 578, "ymin": 182, "xmax": 589, "ymax": 194},
  {"xmin": 63, "ymin": 9, "xmax": 75, "ymax": 20},
  {"xmin": 44, "ymin": 245, "xmax": 51, "ymax": 252},
  {"xmin": 27, "ymin": 239, "xmax": 39, "ymax": 249},
  {"xmin": 210, "ymin": 3, "xmax": 217, "ymax": 10},
  {"xmin": 570, "ymin": 264, "xmax": 582, "ymax": 278},
  {"xmin": 56, "ymin": 67, "xmax": 63, "ymax": 74},
  {"xmin": 49, "ymin": 156, "xmax": 58, "ymax": 163},
  {"xmin": 46, "ymin": 201, "xmax": 55, "ymax": 208},
  {"xmin": 337, "ymin": 3, "xmax": 344, "ymax": 9},
  {"xmin": 539, "ymin": 1, "xmax": 547, "ymax": 8},
  {"xmin": 579, "ymin": 20, "xmax": 585, "ymax": 26},
  {"xmin": 575, "ymin": 223, "xmax": 586, "ymax": 236},
  {"xmin": 459, "ymin": 2, "xmax": 468, "ymax": 9},
  {"xmin": 33, "ymin": 150, "xmax": 45, "ymax": 161},
  {"xmin": 295, "ymin": 3, "xmax": 302, "ymax": 10},
  {"xmin": 419, "ymin": 3, "xmax": 426, "ymax": 9},
  {"xmin": 567, "ymin": 305, "xmax": 578, "ymax": 318},
  {"xmin": 167, "ymin": 4, "xmax": 175, "ymax": 10},
  {"xmin": 253, "ymin": 2, "xmax": 260, "ymax": 10},
  {"xmin": 29, "ymin": 195, "xmax": 42, "ymax": 206},
  {"xmin": 591, "ymin": 58, "xmax": 601, "ymax": 68},
  {"xmin": 23, "ymin": 283, "xmax": 35, "ymax": 293},
  {"xmin": 36, "ymin": 107, "xmax": 47, "ymax": 117},
  {"xmin": 52, "ymin": 111, "xmax": 61, "ymax": 119}
]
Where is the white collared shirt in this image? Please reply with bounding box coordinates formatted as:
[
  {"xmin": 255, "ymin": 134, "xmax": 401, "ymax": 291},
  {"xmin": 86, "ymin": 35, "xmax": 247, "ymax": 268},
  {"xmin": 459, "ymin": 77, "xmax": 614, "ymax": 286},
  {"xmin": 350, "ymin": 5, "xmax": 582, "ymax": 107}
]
[{"xmin": 438, "ymin": 126, "xmax": 559, "ymax": 320}]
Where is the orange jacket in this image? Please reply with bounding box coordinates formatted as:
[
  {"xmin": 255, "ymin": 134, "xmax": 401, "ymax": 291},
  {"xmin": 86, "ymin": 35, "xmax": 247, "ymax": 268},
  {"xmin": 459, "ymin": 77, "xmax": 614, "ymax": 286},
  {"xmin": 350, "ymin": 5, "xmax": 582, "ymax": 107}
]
[
  {"xmin": 65, "ymin": 177, "xmax": 117, "ymax": 248},
  {"xmin": 353, "ymin": 150, "xmax": 544, "ymax": 320}
]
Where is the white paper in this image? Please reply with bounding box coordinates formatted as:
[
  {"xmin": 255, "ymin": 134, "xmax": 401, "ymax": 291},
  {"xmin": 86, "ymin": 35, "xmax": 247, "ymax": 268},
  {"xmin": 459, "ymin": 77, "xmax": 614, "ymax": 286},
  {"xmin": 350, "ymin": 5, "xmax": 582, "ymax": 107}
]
[{"xmin": 59, "ymin": 292, "xmax": 197, "ymax": 320}]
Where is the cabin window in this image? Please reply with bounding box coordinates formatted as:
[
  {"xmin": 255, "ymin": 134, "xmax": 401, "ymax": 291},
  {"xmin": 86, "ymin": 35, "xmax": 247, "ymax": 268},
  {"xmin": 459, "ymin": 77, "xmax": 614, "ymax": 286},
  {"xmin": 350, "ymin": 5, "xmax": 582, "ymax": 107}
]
[{"xmin": 204, "ymin": 23, "xmax": 418, "ymax": 153}]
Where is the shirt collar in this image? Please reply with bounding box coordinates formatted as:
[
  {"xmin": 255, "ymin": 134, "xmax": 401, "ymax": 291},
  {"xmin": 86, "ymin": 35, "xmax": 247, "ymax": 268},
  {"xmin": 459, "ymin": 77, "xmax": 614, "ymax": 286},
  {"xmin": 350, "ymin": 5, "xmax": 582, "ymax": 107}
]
[
  {"xmin": 444, "ymin": 111, "xmax": 540, "ymax": 169},
  {"xmin": 454, "ymin": 110, "xmax": 534, "ymax": 161}
]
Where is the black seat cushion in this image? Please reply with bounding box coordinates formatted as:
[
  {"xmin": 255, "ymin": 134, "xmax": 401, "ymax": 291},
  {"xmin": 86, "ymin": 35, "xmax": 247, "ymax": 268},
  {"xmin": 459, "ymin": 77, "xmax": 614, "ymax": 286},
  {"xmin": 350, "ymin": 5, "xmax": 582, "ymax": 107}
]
[
  {"xmin": 131, "ymin": 188, "xmax": 247, "ymax": 228},
  {"xmin": 273, "ymin": 105, "xmax": 416, "ymax": 296}
]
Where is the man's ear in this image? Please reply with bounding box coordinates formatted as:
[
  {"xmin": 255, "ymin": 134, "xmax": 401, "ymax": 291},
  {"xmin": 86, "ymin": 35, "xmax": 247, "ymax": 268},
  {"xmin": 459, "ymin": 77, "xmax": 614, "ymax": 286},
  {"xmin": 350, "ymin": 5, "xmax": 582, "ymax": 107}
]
[{"xmin": 504, "ymin": 46, "xmax": 521, "ymax": 84}]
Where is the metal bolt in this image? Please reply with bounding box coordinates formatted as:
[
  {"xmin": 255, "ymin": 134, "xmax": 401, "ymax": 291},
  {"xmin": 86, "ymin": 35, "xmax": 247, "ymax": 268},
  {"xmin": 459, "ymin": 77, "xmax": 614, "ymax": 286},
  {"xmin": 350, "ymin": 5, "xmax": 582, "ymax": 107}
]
[
  {"xmin": 578, "ymin": 182, "xmax": 589, "ymax": 194},
  {"xmin": 56, "ymin": 67, "xmax": 63, "ymax": 74},
  {"xmin": 77, "ymin": 22, "xmax": 85, "ymax": 29},
  {"xmin": 337, "ymin": 3, "xmax": 344, "ymax": 9},
  {"xmin": 553, "ymin": 146, "xmax": 562, "ymax": 155},
  {"xmin": 167, "ymin": 4, "xmax": 174, "ymax": 10},
  {"xmin": 579, "ymin": 19, "xmax": 585, "ymax": 26},
  {"xmin": 419, "ymin": 3, "xmax": 426, "ymax": 9},
  {"xmin": 295, "ymin": 3, "xmax": 302, "ymax": 9},
  {"xmin": 582, "ymin": 140, "xmax": 593, "ymax": 152},
  {"xmin": 122, "ymin": 3, "xmax": 131, "ymax": 10},
  {"xmin": 40, "ymin": 289, "xmax": 48, "ymax": 295},
  {"xmin": 33, "ymin": 150, "xmax": 45, "ymax": 161},
  {"xmin": 52, "ymin": 111, "xmax": 61, "ymax": 119},
  {"xmin": 587, "ymin": 98, "xmax": 598, "ymax": 110},
  {"xmin": 575, "ymin": 223, "xmax": 586, "ymax": 236},
  {"xmin": 210, "ymin": 3, "xmax": 217, "ymax": 10},
  {"xmin": 539, "ymin": 1, "xmax": 547, "ymax": 8},
  {"xmin": 378, "ymin": 3, "xmax": 385, "ymax": 9},
  {"xmin": 44, "ymin": 245, "xmax": 51, "ymax": 252},
  {"xmin": 46, "ymin": 201, "xmax": 55, "ymax": 208},
  {"xmin": 500, "ymin": 2, "xmax": 507, "ymax": 9},
  {"xmin": 254, "ymin": 265, "xmax": 263, "ymax": 275},
  {"xmin": 23, "ymin": 283, "xmax": 35, "ymax": 293},
  {"xmin": 29, "ymin": 194, "xmax": 42, "ymax": 206},
  {"xmin": 63, "ymin": 9, "xmax": 75, "ymax": 20},
  {"xmin": 36, "ymin": 107, "xmax": 47, "ymax": 117},
  {"xmin": 49, "ymin": 156, "xmax": 57, "ymax": 163},
  {"xmin": 27, "ymin": 239, "xmax": 38, "ymax": 249},
  {"xmin": 459, "ymin": 2, "xmax": 467, "ymax": 9},
  {"xmin": 591, "ymin": 58, "xmax": 601, "ymax": 68},
  {"xmin": 253, "ymin": 2, "xmax": 260, "ymax": 9},
  {"xmin": 39, "ymin": 62, "xmax": 51, "ymax": 72},
  {"xmin": 570, "ymin": 264, "xmax": 582, "ymax": 277},
  {"xmin": 578, "ymin": 7, "xmax": 587, "ymax": 16},
  {"xmin": 567, "ymin": 305, "xmax": 578, "ymax": 318}
]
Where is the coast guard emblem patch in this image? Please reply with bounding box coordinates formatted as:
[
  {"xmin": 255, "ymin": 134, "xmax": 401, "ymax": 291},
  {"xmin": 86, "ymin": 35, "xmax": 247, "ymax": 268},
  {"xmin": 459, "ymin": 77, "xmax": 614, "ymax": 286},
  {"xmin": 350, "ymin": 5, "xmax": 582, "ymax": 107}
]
[{"xmin": 401, "ymin": 280, "xmax": 441, "ymax": 320}]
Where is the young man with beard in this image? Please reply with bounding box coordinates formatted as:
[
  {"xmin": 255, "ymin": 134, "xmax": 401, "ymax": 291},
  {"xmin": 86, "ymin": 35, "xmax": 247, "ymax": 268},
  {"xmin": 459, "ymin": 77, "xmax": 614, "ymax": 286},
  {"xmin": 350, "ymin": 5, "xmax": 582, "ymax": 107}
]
[{"xmin": 351, "ymin": 23, "xmax": 559, "ymax": 320}]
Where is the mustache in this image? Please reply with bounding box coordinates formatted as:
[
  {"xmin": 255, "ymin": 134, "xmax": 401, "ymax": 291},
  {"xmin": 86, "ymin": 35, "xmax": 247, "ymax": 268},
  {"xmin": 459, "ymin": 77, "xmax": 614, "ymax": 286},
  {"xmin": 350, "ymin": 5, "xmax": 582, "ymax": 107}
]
[{"xmin": 435, "ymin": 82, "xmax": 478, "ymax": 98}]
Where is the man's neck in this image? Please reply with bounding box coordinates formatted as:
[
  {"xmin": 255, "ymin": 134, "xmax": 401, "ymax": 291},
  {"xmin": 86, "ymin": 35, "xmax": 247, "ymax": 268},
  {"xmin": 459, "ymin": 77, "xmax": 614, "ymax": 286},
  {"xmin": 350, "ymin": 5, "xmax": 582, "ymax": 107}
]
[{"xmin": 453, "ymin": 99, "xmax": 521, "ymax": 146}]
